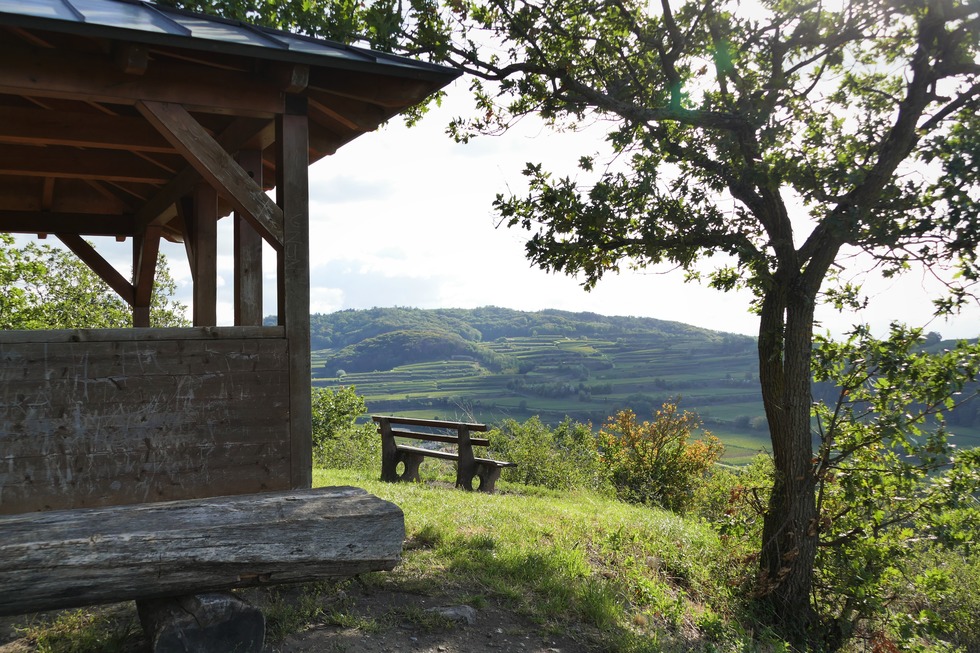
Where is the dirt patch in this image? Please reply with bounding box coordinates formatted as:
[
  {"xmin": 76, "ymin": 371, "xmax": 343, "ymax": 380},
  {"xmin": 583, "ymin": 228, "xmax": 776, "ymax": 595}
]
[{"xmin": 0, "ymin": 581, "xmax": 597, "ymax": 653}]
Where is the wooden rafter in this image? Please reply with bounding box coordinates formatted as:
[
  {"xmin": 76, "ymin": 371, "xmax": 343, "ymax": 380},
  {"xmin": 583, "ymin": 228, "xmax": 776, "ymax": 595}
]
[
  {"xmin": 0, "ymin": 40, "xmax": 285, "ymax": 116},
  {"xmin": 134, "ymin": 117, "xmax": 271, "ymax": 229},
  {"xmin": 0, "ymin": 144, "xmax": 175, "ymax": 184}
]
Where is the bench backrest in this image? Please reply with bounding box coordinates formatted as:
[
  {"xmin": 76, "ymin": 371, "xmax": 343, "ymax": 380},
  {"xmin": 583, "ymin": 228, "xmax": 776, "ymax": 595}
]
[{"xmin": 372, "ymin": 416, "xmax": 490, "ymax": 447}]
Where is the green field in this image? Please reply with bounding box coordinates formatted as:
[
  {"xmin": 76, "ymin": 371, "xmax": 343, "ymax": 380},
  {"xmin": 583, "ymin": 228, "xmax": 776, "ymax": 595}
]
[
  {"xmin": 313, "ymin": 330, "xmax": 771, "ymax": 463},
  {"xmin": 308, "ymin": 307, "xmax": 978, "ymax": 465}
]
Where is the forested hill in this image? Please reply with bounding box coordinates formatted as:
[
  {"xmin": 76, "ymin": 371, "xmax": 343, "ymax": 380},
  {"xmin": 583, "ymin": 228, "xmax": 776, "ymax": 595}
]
[{"xmin": 308, "ymin": 306, "xmax": 739, "ymax": 354}]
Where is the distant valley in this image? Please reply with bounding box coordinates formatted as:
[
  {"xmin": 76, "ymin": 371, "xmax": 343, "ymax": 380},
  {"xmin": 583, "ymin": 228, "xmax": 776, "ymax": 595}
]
[
  {"xmin": 308, "ymin": 306, "xmax": 980, "ymax": 464},
  {"xmin": 309, "ymin": 306, "xmax": 768, "ymax": 462}
]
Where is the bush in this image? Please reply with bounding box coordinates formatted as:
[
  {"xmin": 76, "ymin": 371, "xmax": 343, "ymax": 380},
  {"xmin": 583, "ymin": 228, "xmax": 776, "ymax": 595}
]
[
  {"xmin": 488, "ymin": 416, "xmax": 612, "ymax": 493},
  {"xmin": 599, "ymin": 403, "xmax": 724, "ymax": 512},
  {"xmin": 311, "ymin": 386, "xmax": 379, "ymax": 472}
]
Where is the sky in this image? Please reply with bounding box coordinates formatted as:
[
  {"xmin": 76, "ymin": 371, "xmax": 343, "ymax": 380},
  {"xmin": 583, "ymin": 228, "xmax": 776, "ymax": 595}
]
[{"xmin": 40, "ymin": 79, "xmax": 980, "ymax": 340}]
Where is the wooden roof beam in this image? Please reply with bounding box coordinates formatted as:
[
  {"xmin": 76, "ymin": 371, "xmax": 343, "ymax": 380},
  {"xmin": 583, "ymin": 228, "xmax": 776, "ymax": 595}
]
[
  {"xmin": 0, "ymin": 106, "xmax": 177, "ymax": 153},
  {"xmin": 134, "ymin": 117, "xmax": 270, "ymax": 229},
  {"xmin": 0, "ymin": 144, "xmax": 173, "ymax": 184},
  {"xmin": 56, "ymin": 233, "xmax": 135, "ymax": 305},
  {"xmin": 0, "ymin": 40, "xmax": 285, "ymax": 117},
  {"xmin": 137, "ymin": 100, "xmax": 284, "ymax": 248},
  {"xmin": 0, "ymin": 211, "xmax": 134, "ymax": 237},
  {"xmin": 309, "ymin": 68, "xmax": 436, "ymax": 109}
]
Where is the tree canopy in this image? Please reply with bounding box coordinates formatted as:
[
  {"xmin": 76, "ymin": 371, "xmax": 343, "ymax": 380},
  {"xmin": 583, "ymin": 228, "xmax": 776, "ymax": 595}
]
[{"xmin": 0, "ymin": 234, "xmax": 188, "ymax": 329}]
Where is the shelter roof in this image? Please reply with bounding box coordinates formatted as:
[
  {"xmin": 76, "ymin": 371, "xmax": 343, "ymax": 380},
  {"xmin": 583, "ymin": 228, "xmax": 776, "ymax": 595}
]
[{"xmin": 0, "ymin": 0, "xmax": 460, "ymax": 241}]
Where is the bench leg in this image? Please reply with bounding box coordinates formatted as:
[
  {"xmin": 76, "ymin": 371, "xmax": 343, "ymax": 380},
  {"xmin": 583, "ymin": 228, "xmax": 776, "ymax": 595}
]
[
  {"xmin": 474, "ymin": 463, "xmax": 503, "ymax": 493},
  {"xmin": 396, "ymin": 451, "xmax": 426, "ymax": 483}
]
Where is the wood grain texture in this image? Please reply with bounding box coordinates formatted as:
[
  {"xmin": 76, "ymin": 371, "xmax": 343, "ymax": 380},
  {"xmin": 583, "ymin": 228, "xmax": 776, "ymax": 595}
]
[
  {"xmin": 0, "ymin": 486, "xmax": 405, "ymax": 616},
  {"xmin": 0, "ymin": 334, "xmax": 291, "ymax": 513}
]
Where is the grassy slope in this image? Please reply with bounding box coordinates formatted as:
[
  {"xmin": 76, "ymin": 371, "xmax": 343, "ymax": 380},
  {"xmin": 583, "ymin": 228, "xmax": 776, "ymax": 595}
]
[{"xmin": 313, "ymin": 468, "xmax": 762, "ymax": 652}]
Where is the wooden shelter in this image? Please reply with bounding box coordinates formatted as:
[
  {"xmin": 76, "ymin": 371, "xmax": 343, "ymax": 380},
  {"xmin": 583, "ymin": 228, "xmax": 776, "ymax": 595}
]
[{"xmin": 0, "ymin": 0, "xmax": 459, "ymax": 515}]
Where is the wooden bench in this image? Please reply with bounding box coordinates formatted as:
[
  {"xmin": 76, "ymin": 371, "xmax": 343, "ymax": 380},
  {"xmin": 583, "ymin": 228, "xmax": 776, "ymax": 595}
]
[
  {"xmin": 373, "ymin": 416, "xmax": 516, "ymax": 493},
  {"xmin": 0, "ymin": 487, "xmax": 404, "ymax": 651}
]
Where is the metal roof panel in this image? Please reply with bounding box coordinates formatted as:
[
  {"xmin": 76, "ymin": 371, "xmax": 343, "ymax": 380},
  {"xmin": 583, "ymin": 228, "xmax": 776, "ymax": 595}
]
[{"xmin": 0, "ymin": 0, "xmax": 460, "ymax": 82}]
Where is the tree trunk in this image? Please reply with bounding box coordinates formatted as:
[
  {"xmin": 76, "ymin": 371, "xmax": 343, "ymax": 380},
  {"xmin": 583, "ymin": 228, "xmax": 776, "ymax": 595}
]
[{"xmin": 757, "ymin": 279, "xmax": 820, "ymax": 643}]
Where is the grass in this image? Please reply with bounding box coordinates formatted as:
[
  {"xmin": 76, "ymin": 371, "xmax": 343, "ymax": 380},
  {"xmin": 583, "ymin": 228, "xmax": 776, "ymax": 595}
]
[
  {"xmin": 5, "ymin": 468, "xmax": 770, "ymax": 652},
  {"xmin": 312, "ymin": 468, "xmax": 766, "ymax": 652}
]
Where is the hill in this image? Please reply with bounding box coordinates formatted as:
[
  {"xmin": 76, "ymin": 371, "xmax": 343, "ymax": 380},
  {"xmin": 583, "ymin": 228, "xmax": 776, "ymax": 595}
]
[
  {"xmin": 308, "ymin": 307, "xmax": 980, "ymax": 463},
  {"xmin": 309, "ymin": 307, "xmax": 770, "ymax": 462}
]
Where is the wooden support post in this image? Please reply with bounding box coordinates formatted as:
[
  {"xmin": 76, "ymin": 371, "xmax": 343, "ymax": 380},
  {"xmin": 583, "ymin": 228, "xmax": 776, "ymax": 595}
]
[
  {"xmin": 456, "ymin": 426, "xmax": 477, "ymax": 491},
  {"xmin": 234, "ymin": 150, "xmax": 264, "ymax": 326},
  {"xmin": 132, "ymin": 225, "xmax": 161, "ymax": 327},
  {"xmin": 0, "ymin": 487, "xmax": 405, "ymax": 616},
  {"xmin": 191, "ymin": 184, "xmax": 217, "ymax": 327},
  {"xmin": 276, "ymin": 95, "xmax": 312, "ymax": 490}
]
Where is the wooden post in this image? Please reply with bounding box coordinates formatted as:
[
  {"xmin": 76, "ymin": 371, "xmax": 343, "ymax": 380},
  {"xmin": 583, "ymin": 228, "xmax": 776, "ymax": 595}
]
[
  {"xmin": 456, "ymin": 425, "xmax": 476, "ymax": 491},
  {"xmin": 234, "ymin": 150, "xmax": 264, "ymax": 327},
  {"xmin": 378, "ymin": 418, "xmax": 399, "ymax": 482},
  {"xmin": 132, "ymin": 225, "xmax": 161, "ymax": 327},
  {"xmin": 191, "ymin": 183, "xmax": 217, "ymax": 327},
  {"xmin": 276, "ymin": 94, "xmax": 312, "ymax": 490}
]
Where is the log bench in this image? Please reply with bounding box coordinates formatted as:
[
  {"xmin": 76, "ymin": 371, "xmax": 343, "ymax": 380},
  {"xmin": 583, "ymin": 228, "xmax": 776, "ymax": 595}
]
[
  {"xmin": 0, "ymin": 486, "xmax": 404, "ymax": 651},
  {"xmin": 374, "ymin": 416, "xmax": 516, "ymax": 493}
]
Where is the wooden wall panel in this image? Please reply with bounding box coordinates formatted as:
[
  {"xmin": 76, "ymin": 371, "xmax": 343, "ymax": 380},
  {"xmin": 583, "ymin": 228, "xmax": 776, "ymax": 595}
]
[{"xmin": 0, "ymin": 329, "xmax": 291, "ymax": 514}]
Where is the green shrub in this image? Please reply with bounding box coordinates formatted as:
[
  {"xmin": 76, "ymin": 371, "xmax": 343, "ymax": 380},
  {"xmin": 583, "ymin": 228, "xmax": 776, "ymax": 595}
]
[
  {"xmin": 488, "ymin": 416, "xmax": 611, "ymax": 493},
  {"xmin": 311, "ymin": 386, "xmax": 380, "ymax": 472},
  {"xmin": 599, "ymin": 404, "xmax": 724, "ymax": 512}
]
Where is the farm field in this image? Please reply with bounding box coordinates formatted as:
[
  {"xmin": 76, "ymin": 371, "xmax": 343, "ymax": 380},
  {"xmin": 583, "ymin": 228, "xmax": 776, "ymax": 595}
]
[
  {"xmin": 309, "ymin": 308, "xmax": 771, "ymax": 463},
  {"xmin": 308, "ymin": 307, "xmax": 979, "ymax": 465}
]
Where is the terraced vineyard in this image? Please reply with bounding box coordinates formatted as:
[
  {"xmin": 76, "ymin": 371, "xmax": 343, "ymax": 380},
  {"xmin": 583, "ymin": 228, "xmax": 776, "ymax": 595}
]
[
  {"xmin": 309, "ymin": 307, "xmax": 772, "ymax": 463},
  {"xmin": 308, "ymin": 307, "xmax": 980, "ymax": 463}
]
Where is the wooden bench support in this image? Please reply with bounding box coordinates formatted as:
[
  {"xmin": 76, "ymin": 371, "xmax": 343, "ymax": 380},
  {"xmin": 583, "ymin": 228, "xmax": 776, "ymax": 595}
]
[
  {"xmin": 137, "ymin": 592, "xmax": 265, "ymax": 653},
  {"xmin": 0, "ymin": 486, "xmax": 404, "ymax": 617}
]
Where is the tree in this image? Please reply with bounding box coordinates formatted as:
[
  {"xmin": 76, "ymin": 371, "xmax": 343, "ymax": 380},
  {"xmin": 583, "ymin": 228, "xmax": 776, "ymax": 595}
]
[
  {"xmin": 394, "ymin": 0, "xmax": 980, "ymax": 642},
  {"xmin": 310, "ymin": 386, "xmax": 380, "ymax": 469},
  {"xmin": 138, "ymin": 0, "xmax": 980, "ymax": 641},
  {"xmin": 0, "ymin": 234, "xmax": 188, "ymax": 329}
]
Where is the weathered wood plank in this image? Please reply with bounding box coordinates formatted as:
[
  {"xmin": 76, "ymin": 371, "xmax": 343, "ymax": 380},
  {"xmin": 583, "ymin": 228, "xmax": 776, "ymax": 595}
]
[
  {"xmin": 0, "ymin": 487, "xmax": 405, "ymax": 616},
  {"xmin": 372, "ymin": 415, "xmax": 489, "ymax": 432},
  {"xmin": 0, "ymin": 326, "xmax": 285, "ymax": 344},
  {"xmin": 1, "ymin": 448, "xmax": 291, "ymax": 513},
  {"xmin": 387, "ymin": 429, "xmax": 491, "ymax": 447},
  {"xmin": 0, "ymin": 339, "xmax": 289, "ymax": 378},
  {"xmin": 0, "ymin": 333, "xmax": 292, "ymax": 513}
]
